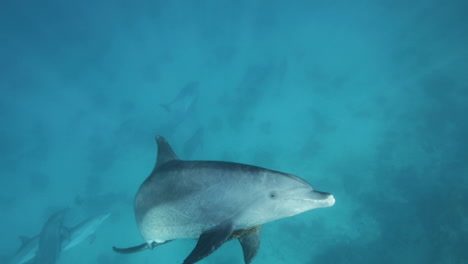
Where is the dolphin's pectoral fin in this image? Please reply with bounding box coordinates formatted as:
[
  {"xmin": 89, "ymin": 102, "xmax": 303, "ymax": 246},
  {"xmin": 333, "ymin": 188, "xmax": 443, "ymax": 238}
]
[
  {"xmin": 112, "ymin": 243, "xmax": 151, "ymax": 254},
  {"xmin": 238, "ymin": 228, "xmax": 261, "ymax": 264},
  {"xmin": 183, "ymin": 221, "xmax": 234, "ymax": 264},
  {"xmin": 113, "ymin": 240, "xmax": 171, "ymax": 254},
  {"xmin": 113, "ymin": 243, "xmax": 150, "ymax": 254}
]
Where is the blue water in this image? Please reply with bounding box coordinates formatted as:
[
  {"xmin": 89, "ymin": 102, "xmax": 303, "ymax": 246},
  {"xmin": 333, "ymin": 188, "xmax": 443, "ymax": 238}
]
[{"xmin": 1, "ymin": 0, "xmax": 467, "ymax": 263}]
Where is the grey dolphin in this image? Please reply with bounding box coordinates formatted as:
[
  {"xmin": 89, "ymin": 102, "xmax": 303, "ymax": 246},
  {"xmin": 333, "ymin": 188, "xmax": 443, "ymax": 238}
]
[
  {"xmin": 113, "ymin": 136, "xmax": 335, "ymax": 264},
  {"xmin": 8, "ymin": 235, "xmax": 39, "ymax": 264},
  {"xmin": 33, "ymin": 210, "xmax": 67, "ymax": 264},
  {"xmin": 9, "ymin": 213, "xmax": 110, "ymax": 264},
  {"xmin": 62, "ymin": 213, "xmax": 110, "ymax": 250},
  {"xmin": 159, "ymin": 82, "xmax": 199, "ymax": 135},
  {"xmin": 160, "ymin": 81, "xmax": 199, "ymax": 113}
]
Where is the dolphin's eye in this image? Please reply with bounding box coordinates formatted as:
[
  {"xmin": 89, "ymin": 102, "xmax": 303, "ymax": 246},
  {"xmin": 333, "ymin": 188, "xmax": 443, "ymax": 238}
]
[{"xmin": 269, "ymin": 191, "xmax": 277, "ymax": 199}]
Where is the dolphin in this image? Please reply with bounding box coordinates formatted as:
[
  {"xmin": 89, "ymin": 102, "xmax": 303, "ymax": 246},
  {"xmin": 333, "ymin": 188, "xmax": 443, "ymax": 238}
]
[
  {"xmin": 8, "ymin": 235, "xmax": 39, "ymax": 264},
  {"xmin": 8, "ymin": 213, "xmax": 110, "ymax": 264},
  {"xmin": 113, "ymin": 136, "xmax": 335, "ymax": 264},
  {"xmin": 33, "ymin": 210, "xmax": 67, "ymax": 264},
  {"xmin": 158, "ymin": 82, "xmax": 199, "ymax": 135},
  {"xmin": 62, "ymin": 213, "xmax": 110, "ymax": 250},
  {"xmin": 160, "ymin": 81, "xmax": 199, "ymax": 113}
]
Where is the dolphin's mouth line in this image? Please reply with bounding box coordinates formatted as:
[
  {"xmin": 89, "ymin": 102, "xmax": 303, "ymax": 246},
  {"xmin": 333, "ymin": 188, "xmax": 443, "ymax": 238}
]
[{"xmin": 287, "ymin": 198, "xmax": 334, "ymax": 202}]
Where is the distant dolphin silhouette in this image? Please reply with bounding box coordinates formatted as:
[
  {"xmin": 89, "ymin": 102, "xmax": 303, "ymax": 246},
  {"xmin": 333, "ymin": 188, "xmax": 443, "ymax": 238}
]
[
  {"xmin": 159, "ymin": 82, "xmax": 199, "ymax": 135},
  {"xmin": 160, "ymin": 81, "xmax": 199, "ymax": 113},
  {"xmin": 113, "ymin": 136, "xmax": 335, "ymax": 264},
  {"xmin": 9, "ymin": 213, "xmax": 110, "ymax": 264}
]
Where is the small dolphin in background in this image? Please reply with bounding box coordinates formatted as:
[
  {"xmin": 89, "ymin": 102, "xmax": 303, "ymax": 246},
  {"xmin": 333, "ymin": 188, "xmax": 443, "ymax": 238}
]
[
  {"xmin": 160, "ymin": 81, "xmax": 199, "ymax": 113},
  {"xmin": 63, "ymin": 213, "xmax": 110, "ymax": 250},
  {"xmin": 33, "ymin": 210, "xmax": 67, "ymax": 264},
  {"xmin": 8, "ymin": 235, "xmax": 39, "ymax": 264},
  {"xmin": 158, "ymin": 82, "xmax": 200, "ymax": 135},
  {"xmin": 113, "ymin": 136, "xmax": 335, "ymax": 264},
  {"xmin": 8, "ymin": 213, "xmax": 110, "ymax": 264}
]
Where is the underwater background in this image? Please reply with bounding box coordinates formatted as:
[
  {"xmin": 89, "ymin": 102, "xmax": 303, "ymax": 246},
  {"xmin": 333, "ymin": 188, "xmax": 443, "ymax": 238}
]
[{"xmin": 1, "ymin": 0, "xmax": 467, "ymax": 263}]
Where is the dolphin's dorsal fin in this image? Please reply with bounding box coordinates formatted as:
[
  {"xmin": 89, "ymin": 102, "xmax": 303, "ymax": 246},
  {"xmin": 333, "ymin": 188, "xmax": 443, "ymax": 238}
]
[{"xmin": 155, "ymin": 136, "xmax": 179, "ymax": 169}]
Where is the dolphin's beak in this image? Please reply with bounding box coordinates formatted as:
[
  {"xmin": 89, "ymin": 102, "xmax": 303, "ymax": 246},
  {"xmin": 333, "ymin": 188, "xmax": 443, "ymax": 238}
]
[{"xmin": 308, "ymin": 190, "xmax": 335, "ymax": 207}]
